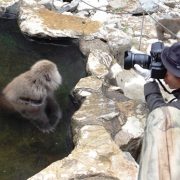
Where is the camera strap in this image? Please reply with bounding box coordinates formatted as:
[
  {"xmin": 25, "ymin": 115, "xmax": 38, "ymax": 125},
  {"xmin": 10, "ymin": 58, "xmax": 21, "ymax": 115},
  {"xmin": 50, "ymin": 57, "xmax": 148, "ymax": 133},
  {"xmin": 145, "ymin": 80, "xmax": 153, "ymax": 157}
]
[
  {"xmin": 157, "ymin": 79, "xmax": 173, "ymax": 94},
  {"xmin": 157, "ymin": 79, "xmax": 179, "ymax": 103}
]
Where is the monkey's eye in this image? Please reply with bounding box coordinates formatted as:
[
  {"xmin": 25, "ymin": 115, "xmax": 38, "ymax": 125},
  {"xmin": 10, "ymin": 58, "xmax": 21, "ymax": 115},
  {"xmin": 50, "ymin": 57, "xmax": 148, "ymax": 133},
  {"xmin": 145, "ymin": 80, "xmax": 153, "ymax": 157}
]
[
  {"xmin": 33, "ymin": 80, "xmax": 36, "ymax": 83},
  {"xmin": 44, "ymin": 74, "xmax": 51, "ymax": 81}
]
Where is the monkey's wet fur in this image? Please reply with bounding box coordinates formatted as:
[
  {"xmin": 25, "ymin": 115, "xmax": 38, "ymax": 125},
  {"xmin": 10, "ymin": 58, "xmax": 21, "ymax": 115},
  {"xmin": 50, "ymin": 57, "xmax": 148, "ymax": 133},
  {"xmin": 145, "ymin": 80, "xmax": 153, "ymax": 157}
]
[{"xmin": 1, "ymin": 60, "xmax": 62, "ymax": 133}]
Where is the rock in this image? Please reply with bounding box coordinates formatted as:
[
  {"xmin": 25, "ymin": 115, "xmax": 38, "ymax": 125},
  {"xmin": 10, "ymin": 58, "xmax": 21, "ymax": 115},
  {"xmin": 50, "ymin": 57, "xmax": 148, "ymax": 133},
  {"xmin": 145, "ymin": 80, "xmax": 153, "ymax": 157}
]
[
  {"xmin": 72, "ymin": 76, "xmax": 103, "ymax": 103},
  {"xmin": 28, "ymin": 125, "xmax": 138, "ymax": 180},
  {"xmin": 72, "ymin": 93, "xmax": 121, "ymax": 137},
  {"xmin": 86, "ymin": 50, "xmax": 113, "ymax": 78},
  {"xmin": 77, "ymin": 0, "xmax": 109, "ymax": 11},
  {"xmin": 131, "ymin": 6, "xmax": 155, "ymax": 16},
  {"xmin": 114, "ymin": 99, "xmax": 147, "ymax": 159},
  {"xmin": 18, "ymin": 0, "xmax": 131, "ymax": 61},
  {"xmin": 52, "ymin": 0, "xmax": 80, "ymax": 13},
  {"xmin": 138, "ymin": 0, "xmax": 160, "ymax": 12},
  {"xmin": 108, "ymin": 0, "xmax": 127, "ymax": 9},
  {"xmin": 106, "ymin": 28, "xmax": 131, "ymax": 65},
  {"xmin": 0, "ymin": 0, "xmax": 19, "ymax": 19},
  {"xmin": 116, "ymin": 68, "xmax": 146, "ymax": 101},
  {"xmin": 79, "ymin": 39, "xmax": 110, "ymax": 56},
  {"xmin": 19, "ymin": 5, "xmax": 102, "ymax": 39}
]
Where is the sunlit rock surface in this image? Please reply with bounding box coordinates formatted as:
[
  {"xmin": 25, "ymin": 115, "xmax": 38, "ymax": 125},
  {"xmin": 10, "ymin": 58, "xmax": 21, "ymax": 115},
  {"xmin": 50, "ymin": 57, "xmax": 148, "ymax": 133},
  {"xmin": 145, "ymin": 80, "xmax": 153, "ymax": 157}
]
[
  {"xmin": 72, "ymin": 93, "xmax": 121, "ymax": 137},
  {"xmin": 18, "ymin": 0, "xmax": 132, "ymax": 63},
  {"xmin": 28, "ymin": 125, "xmax": 138, "ymax": 180},
  {"xmin": 79, "ymin": 39, "xmax": 110, "ymax": 56},
  {"xmin": 72, "ymin": 76, "xmax": 103, "ymax": 101},
  {"xmin": 86, "ymin": 50, "xmax": 113, "ymax": 78},
  {"xmin": 19, "ymin": 5, "xmax": 102, "ymax": 38}
]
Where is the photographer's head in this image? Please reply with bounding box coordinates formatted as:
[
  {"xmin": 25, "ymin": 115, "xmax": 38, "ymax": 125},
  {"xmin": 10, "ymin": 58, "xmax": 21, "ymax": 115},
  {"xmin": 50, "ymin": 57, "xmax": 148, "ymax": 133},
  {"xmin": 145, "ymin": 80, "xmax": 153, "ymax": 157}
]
[{"xmin": 161, "ymin": 42, "xmax": 180, "ymax": 89}]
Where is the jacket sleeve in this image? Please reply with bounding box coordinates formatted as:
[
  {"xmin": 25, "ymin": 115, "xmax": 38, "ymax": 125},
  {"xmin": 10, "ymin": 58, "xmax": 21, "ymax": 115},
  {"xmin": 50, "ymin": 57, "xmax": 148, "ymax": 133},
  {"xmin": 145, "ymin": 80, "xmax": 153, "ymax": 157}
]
[{"xmin": 144, "ymin": 81, "xmax": 166, "ymax": 112}]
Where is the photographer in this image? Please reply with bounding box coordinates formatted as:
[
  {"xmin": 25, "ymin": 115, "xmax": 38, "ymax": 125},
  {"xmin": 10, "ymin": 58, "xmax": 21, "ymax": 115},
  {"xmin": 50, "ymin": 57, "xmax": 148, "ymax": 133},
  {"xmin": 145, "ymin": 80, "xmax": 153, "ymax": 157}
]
[
  {"xmin": 133, "ymin": 42, "xmax": 180, "ymax": 180},
  {"xmin": 134, "ymin": 42, "xmax": 180, "ymax": 112}
]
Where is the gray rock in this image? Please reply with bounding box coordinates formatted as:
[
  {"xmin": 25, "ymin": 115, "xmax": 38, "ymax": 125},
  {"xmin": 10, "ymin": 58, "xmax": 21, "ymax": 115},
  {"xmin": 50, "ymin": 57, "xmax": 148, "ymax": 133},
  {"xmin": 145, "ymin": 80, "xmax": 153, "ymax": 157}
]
[
  {"xmin": 0, "ymin": 0, "xmax": 19, "ymax": 19},
  {"xmin": 28, "ymin": 125, "xmax": 138, "ymax": 180}
]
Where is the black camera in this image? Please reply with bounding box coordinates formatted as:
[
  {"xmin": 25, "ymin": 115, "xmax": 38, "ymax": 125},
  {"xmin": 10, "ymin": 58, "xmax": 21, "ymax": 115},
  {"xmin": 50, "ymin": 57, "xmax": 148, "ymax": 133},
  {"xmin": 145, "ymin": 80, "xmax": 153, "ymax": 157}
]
[{"xmin": 124, "ymin": 42, "xmax": 167, "ymax": 79}]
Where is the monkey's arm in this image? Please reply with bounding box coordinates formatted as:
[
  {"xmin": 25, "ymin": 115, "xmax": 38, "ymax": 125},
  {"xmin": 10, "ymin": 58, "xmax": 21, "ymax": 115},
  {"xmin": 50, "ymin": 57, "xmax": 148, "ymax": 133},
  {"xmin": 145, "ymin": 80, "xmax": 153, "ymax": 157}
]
[
  {"xmin": 45, "ymin": 94, "xmax": 62, "ymax": 126},
  {"xmin": 0, "ymin": 93, "xmax": 15, "ymax": 112}
]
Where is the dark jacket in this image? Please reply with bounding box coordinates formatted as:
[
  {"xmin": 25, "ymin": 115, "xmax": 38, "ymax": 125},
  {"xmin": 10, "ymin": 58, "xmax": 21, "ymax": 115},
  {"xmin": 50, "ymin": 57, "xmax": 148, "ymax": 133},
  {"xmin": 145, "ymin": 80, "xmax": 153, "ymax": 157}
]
[{"xmin": 144, "ymin": 81, "xmax": 180, "ymax": 112}]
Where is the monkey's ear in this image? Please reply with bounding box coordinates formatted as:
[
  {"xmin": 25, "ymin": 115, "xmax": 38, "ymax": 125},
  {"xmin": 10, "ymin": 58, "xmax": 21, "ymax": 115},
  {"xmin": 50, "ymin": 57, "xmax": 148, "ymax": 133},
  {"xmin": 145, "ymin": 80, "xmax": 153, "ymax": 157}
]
[{"xmin": 44, "ymin": 74, "xmax": 51, "ymax": 82}]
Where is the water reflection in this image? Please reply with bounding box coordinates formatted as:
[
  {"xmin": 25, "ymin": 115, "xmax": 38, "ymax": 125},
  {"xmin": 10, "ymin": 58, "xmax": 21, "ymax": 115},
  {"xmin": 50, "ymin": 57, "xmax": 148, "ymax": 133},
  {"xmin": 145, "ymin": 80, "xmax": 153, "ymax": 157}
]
[{"xmin": 0, "ymin": 19, "xmax": 86, "ymax": 180}]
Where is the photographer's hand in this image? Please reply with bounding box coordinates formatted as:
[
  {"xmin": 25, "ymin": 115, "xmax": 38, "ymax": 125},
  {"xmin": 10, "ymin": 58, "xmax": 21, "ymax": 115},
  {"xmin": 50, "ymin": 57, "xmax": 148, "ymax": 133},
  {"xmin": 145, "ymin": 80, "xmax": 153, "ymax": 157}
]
[{"xmin": 134, "ymin": 64, "xmax": 153, "ymax": 81}]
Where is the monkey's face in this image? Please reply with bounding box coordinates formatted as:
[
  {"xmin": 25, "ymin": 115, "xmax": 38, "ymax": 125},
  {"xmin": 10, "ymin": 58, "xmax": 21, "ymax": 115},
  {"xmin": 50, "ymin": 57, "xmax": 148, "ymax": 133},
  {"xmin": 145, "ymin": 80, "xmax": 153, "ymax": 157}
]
[
  {"xmin": 43, "ymin": 69, "xmax": 62, "ymax": 91},
  {"xmin": 31, "ymin": 60, "xmax": 62, "ymax": 91}
]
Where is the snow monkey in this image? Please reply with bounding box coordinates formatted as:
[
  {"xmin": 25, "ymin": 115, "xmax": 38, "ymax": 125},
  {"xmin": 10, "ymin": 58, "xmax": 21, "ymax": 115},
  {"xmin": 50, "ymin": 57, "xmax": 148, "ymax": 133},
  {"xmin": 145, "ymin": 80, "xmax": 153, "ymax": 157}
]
[
  {"xmin": 155, "ymin": 18, "xmax": 180, "ymax": 40},
  {"xmin": 2, "ymin": 60, "xmax": 62, "ymax": 133}
]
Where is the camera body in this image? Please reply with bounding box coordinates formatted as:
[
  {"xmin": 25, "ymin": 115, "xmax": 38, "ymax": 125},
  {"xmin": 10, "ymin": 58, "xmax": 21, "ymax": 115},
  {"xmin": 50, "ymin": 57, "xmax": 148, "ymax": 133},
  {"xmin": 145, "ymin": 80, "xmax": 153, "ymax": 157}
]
[{"xmin": 124, "ymin": 42, "xmax": 167, "ymax": 79}]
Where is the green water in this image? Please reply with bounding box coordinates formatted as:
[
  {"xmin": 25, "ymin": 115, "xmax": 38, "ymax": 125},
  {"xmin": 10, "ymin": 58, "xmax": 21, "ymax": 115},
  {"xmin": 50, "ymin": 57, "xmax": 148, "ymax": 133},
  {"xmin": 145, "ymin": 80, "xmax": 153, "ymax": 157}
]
[{"xmin": 0, "ymin": 19, "xmax": 86, "ymax": 180}]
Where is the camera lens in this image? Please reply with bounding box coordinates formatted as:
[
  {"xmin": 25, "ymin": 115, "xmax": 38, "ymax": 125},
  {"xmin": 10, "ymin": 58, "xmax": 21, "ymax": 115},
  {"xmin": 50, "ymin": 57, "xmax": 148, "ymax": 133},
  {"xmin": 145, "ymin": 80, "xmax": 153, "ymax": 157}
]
[
  {"xmin": 124, "ymin": 51, "xmax": 133, "ymax": 69},
  {"xmin": 124, "ymin": 51, "xmax": 151, "ymax": 69}
]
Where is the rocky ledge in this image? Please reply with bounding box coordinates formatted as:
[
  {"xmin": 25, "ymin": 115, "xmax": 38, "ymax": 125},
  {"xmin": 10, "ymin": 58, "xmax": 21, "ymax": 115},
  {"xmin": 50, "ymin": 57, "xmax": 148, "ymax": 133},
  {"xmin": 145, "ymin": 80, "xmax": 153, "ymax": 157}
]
[{"xmin": 0, "ymin": 0, "xmax": 178, "ymax": 179}]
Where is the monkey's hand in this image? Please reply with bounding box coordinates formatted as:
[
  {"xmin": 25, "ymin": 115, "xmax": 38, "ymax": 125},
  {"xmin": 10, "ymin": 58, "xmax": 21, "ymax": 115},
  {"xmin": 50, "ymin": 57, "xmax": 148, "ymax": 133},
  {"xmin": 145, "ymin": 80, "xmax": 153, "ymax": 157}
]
[
  {"xmin": 32, "ymin": 102, "xmax": 62, "ymax": 133},
  {"xmin": 32, "ymin": 120, "xmax": 56, "ymax": 133}
]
